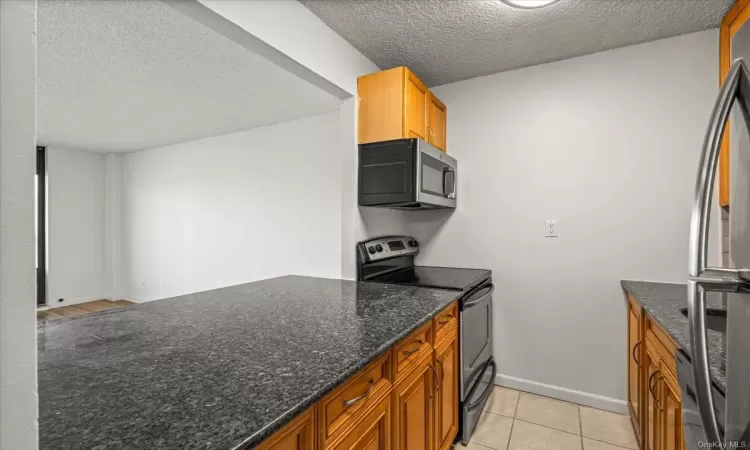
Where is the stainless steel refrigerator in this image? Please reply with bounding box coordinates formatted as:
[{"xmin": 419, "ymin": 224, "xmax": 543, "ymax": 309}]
[{"xmin": 682, "ymin": 56, "xmax": 750, "ymax": 448}]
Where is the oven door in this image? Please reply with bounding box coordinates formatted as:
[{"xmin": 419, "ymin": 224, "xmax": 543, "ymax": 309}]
[
  {"xmin": 460, "ymin": 280, "xmax": 494, "ymax": 398},
  {"xmin": 416, "ymin": 140, "xmax": 457, "ymax": 208},
  {"xmin": 461, "ymin": 358, "xmax": 496, "ymax": 445}
]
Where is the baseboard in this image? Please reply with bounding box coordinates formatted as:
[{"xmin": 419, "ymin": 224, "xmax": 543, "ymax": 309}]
[{"xmin": 495, "ymin": 372, "xmax": 628, "ymax": 415}]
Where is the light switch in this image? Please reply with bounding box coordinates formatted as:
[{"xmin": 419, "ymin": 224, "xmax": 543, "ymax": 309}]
[{"xmin": 545, "ymin": 220, "xmax": 558, "ymax": 237}]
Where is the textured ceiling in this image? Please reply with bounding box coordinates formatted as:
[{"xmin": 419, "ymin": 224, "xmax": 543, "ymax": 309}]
[
  {"xmin": 301, "ymin": 0, "xmax": 734, "ymax": 87},
  {"xmin": 37, "ymin": 0, "xmax": 342, "ymax": 152}
]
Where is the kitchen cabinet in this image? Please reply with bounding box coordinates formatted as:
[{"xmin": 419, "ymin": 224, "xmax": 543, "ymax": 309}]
[
  {"xmin": 644, "ymin": 341, "xmax": 661, "ymax": 450},
  {"xmin": 329, "ymin": 396, "xmax": 391, "ymax": 450},
  {"xmin": 627, "ymin": 294, "xmax": 684, "ymax": 450},
  {"xmin": 426, "ymin": 93, "xmax": 447, "ymax": 152},
  {"xmin": 392, "ymin": 352, "xmax": 435, "ymax": 450},
  {"xmin": 433, "ymin": 324, "xmax": 459, "ymax": 450},
  {"xmin": 256, "ymin": 406, "xmax": 316, "ymax": 450},
  {"xmin": 627, "ymin": 296, "xmax": 643, "ymax": 441},
  {"xmin": 660, "ymin": 370, "xmax": 684, "ymax": 450},
  {"xmin": 358, "ymin": 66, "xmax": 448, "ymax": 152},
  {"xmin": 719, "ymin": 0, "xmax": 750, "ymax": 207}
]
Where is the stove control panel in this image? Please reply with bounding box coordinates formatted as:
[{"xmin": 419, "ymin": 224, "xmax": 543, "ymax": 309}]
[{"xmin": 359, "ymin": 236, "xmax": 419, "ymax": 262}]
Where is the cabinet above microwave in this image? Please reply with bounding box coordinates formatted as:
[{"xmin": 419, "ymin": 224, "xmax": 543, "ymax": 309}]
[
  {"xmin": 357, "ymin": 67, "xmax": 448, "ymax": 152},
  {"xmin": 358, "ymin": 138, "xmax": 457, "ymax": 210}
]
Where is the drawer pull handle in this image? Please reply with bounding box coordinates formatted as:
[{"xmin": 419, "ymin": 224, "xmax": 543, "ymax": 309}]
[
  {"xmin": 342, "ymin": 379, "xmax": 374, "ymax": 408},
  {"xmin": 632, "ymin": 341, "xmax": 641, "ymax": 366},
  {"xmin": 438, "ymin": 316, "xmax": 452, "ymax": 325},
  {"xmin": 402, "ymin": 340, "xmax": 424, "ymax": 357}
]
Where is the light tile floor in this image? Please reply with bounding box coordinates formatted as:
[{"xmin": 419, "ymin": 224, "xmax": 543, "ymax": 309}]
[{"xmin": 460, "ymin": 387, "xmax": 638, "ymax": 450}]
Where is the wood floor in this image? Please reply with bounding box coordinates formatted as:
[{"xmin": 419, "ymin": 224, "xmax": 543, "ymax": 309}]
[{"xmin": 37, "ymin": 299, "xmax": 134, "ymax": 322}]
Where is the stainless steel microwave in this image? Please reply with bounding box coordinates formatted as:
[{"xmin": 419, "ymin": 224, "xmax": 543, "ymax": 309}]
[{"xmin": 358, "ymin": 138, "xmax": 457, "ymax": 210}]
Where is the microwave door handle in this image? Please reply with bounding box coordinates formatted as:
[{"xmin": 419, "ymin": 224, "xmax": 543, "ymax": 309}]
[
  {"xmin": 443, "ymin": 169, "xmax": 456, "ymax": 199},
  {"xmin": 688, "ymin": 58, "xmax": 750, "ymax": 447},
  {"xmin": 450, "ymin": 170, "xmax": 456, "ymax": 199}
]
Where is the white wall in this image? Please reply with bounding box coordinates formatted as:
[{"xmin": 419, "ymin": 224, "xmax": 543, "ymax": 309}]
[
  {"xmin": 119, "ymin": 112, "xmax": 342, "ymax": 302},
  {"xmin": 0, "ymin": 0, "xmax": 38, "ymax": 448},
  {"xmin": 342, "ymin": 29, "xmax": 723, "ymax": 409},
  {"xmin": 46, "ymin": 147, "xmax": 107, "ymax": 306},
  {"xmin": 393, "ymin": 29, "xmax": 720, "ymax": 410},
  {"xmin": 104, "ymin": 153, "xmax": 124, "ymax": 301},
  {"xmin": 194, "ymin": 0, "xmax": 379, "ymax": 97}
]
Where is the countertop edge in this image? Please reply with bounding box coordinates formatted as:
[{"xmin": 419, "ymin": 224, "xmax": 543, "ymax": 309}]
[{"xmin": 620, "ymin": 279, "xmax": 727, "ymax": 393}]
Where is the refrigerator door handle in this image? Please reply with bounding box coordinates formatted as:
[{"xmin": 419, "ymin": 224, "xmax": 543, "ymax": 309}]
[{"xmin": 687, "ymin": 58, "xmax": 750, "ymax": 447}]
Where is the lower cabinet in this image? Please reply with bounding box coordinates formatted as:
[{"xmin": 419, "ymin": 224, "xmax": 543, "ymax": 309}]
[
  {"xmin": 434, "ymin": 329, "xmax": 459, "ymax": 450},
  {"xmin": 257, "ymin": 301, "xmax": 460, "ymax": 450},
  {"xmin": 256, "ymin": 406, "xmax": 316, "ymax": 450},
  {"xmin": 627, "ymin": 294, "xmax": 685, "ymax": 450},
  {"xmin": 644, "ymin": 341, "xmax": 661, "ymax": 450},
  {"xmin": 660, "ymin": 370, "xmax": 684, "ymax": 450},
  {"xmin": 329, "ymin": 395, "xmax": 391, "ymax": 450},
  {"xmin": 392, "ymin": 353, "xmax": 435, "ymax": 450}
]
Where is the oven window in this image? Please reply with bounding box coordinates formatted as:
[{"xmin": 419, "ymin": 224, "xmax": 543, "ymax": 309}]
[{"xmin": 421, "ymin": 153, "xmax": 447, "ymax": 197}]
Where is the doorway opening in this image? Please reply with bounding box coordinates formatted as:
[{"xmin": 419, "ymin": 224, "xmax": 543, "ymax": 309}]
[{"xmin": 36, "ymin": 146, "xmax": 47, "ymax": 306}]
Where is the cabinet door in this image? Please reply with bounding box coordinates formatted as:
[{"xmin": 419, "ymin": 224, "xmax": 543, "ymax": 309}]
[
  {"xmin": 330, "ymin": 394, "xmax": 391, "ymax": 450},
  {"xmin": 256, "ymin": 407, "xmax": 315, "ymax": 450},
  {"xmin": 404, "ymin": 69, "xmax": 427, "ymax": 141},
  {"xmin": 644, "ymin": 345, "xmax": 661, "ymax": 450},
  {"xmin": 393, "ymin": 355, "xmax": 434, "ymax": 450},
  {"xmin": 660, "ymin": 371, "xmax": 684, "ymax": 450},
  {"xmin": 426, "ymin": 93, "xmax": 447, "ymax": 152},
  {"xmin": 434, "ymin": 332, "xmax": 458, "ymax": 450},
  {"xmin": 627, "ymin": 301, "xmax": 642, "ymax": 433}
]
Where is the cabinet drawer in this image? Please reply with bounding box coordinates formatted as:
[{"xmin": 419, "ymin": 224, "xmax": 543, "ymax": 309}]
[
  {"xmin": 433, "ymin": 302, "xmax": 458, "ymax": 345},
  {"xmin": 394, "ymin": 322, "xmax": 433, "ymax": 379},
  {"xmin": 318, "ymin": 351, "xmax": 392, "ymax": 447},
  {"xmin": 645, "ymin": 316, "xmax": 678, "ymax": 377},
  {"xmin": 327, "ymin": 393, "xmax": 391, "ymax": 450}
]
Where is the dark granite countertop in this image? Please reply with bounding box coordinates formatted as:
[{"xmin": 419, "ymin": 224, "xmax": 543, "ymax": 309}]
[
  {"xmin": 620, "ymin": 280, "xmax": 726, "ymax": 392},
  {"xmin": 38, "ymin": 275, "xmax": 463, "ymax": 449}
]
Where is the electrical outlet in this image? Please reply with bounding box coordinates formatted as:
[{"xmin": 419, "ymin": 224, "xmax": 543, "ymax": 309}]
[{"xmin": 545, "ymin": 220, "xmax": 558, "ymax": 237}]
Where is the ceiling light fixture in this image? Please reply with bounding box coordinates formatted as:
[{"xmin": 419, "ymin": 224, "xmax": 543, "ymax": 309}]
[{"xmin": 497, "ymin": 0, "xmax": 559, "ymax": 9}]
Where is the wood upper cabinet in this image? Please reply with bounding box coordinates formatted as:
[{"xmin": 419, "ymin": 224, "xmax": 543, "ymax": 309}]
[
  {"xmin": 358, "ymin": 67, "xmax": 448, "ymax": 152},
  {"xmin": 719, "ymin": 0, "xmax": 750, "ymax": 207},
  {"xmin": 392, "ymin": 353, "xmax": 435, "ymax": 450},
  {"xmin": 426, "ymin": 93, "xmax": 447, "ymax": 152},
  {"xmin": 627, "ymin": 296, "xmax": 643, "ymax": 439},
  {"xmin": 433, "ymin": 326, "xmax": 459, "ymax": 450},
  {"xmin": 256, "ymin": 406, "xmax": 315, "ymax": 450},
  {"xmin": 405, "ymin": 70, "xmax": 428, "ymax": 141}
]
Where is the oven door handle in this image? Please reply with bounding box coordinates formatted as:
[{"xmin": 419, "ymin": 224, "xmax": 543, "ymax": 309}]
[
  {"xmin": 466, "ymin": 359, "xmax": 497, "ymax": 411},
  {"xmin": 464, "ymin": 284, "xmax": 494, "ymax": 310}
]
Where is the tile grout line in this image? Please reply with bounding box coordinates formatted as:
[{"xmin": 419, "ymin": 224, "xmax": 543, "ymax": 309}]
[
  {"xmin": 578, "ymin": 406, "xmax": 584, "ymax": 449},
  {"xmin": 506, "ymin": 391, "xmax": 521, "ymax": 450}
]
